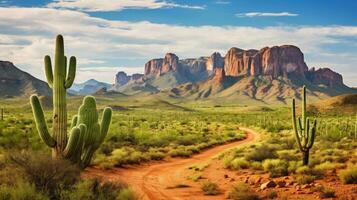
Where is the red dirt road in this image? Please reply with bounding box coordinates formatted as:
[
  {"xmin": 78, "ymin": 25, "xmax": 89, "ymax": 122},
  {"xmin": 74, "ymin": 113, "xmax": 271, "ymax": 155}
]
[{"xmin": 85, "ymin": 127, "xmax": 259, "ymax": 200}]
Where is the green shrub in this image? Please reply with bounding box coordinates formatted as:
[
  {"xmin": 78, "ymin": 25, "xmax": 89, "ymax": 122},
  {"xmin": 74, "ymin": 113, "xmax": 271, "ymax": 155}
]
[
  {"xmin": 229, "ymin": 158, "xmax": 250, "ymax": 170},
  {"xmin": 339, "ymin": 165, "xmax": 357, "ymax": 184},
  {"xmin": 169, "ymin": 147, "xmax": 193, "ymax": 157},
  {"xmin": 245, "ymin": 145, "xmax": 277, "ymax": 162},
  {"xmin": 267, "ymin": 190, "xmax": 278, "ymax": 199},
  {"xmin": 228, "ymin": 182, "xmax": 260, "ymax": 200},
  {"xmin": 60, "ymin": 179, "xmax": 136, "ymax": 200},
  {"xmin": 201, "ymin": 181, "xmax": 219, "ymax": 195},
  {"xmin": 0, "ymin": 179, "xmax": 48, "ymax": 200},
  {"xmin": 295, "ymin": 175, "xmax": 316, "ymax": 184},
  {"xmin": 117, "ymin": 188, "xmax": 137, "ymax": 200},
  {"xmin": 262, "ymin": 159, "xmax": 288, "ymax": 177},
  {"xmin": 314, "ymin": 161, "xmax": 342, "ymax": 171},
  {"xmin": 8, "ymin": 152, "xmax": 80, "ymax": 196}
]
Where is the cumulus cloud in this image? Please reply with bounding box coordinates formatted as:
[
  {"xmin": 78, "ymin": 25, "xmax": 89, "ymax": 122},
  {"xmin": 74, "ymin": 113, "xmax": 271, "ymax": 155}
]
[
  {"xmin": 236, "ymin": 12, "xmax": 298, "ymax": 17},
  {"xmin": 47, "ymin": 0, "xmax": 205, "ymax": 12},
  {"xmin": 0, "ymin": 7, "xmax": 356, "ymax": 86}
]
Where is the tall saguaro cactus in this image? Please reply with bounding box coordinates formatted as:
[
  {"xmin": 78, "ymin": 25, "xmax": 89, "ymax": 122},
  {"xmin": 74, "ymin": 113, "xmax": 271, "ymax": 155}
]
[
  {"xmin": 30, "ymin": 35, "xmax": 112, "ymax": 168},
  {"xmin": 291, "ymin": 86, "xmax": 317, "ymax": 165}
]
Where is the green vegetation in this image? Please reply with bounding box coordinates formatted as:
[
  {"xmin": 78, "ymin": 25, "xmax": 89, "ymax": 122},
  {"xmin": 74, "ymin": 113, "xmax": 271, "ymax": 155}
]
[
  {"xmin": 292, "ymin": 86, "xmax": 317, "ymax": 165},
  {"xmin": 228, "ymin": 182, "xmax": 260, "ymax": 200},
  {"xmin": 0, "ymin": 152, "xmax": 136, "ymax": 200},
  {"xmin": 338, "ymin": 164, "xmax": 357, "ymax": 184},
  {"xmin": 201, "ymin": 181, "xmax": 219, "ymax": 195},
  {"xmin": 30, "ymin": 35, "xmax": 112, "ymax": 168}
]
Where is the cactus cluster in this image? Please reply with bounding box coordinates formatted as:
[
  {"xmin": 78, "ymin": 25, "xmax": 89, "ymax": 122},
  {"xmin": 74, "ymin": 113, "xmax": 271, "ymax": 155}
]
[
  {"xmin": 30, "ymin": 35, "xmax": 112, "ymax": 168},
  {"xmin": 291, "ymin": 86, "xmax": 317, "ymax": 165}
]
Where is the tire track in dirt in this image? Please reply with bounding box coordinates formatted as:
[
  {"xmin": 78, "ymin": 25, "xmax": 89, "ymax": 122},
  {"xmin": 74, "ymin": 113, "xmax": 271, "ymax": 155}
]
[{"xmin": 85, "ymin": 127, "xmax": 259, "ymax": 200}]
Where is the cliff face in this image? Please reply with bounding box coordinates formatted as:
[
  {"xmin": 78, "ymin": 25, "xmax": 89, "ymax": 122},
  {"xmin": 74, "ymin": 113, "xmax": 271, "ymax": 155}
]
[
  {"xmin": 142, "ymin": 45, "xmax": 345, "ymax": 88},
  {"xmin": 224, "ymin": 45, "xmax": 308, "ymax": 78},
  {"xmin": 0, "ymin": 61, "xmax": 51, "ymax": 97},
  {"xmin": 306, "ymin": 68, "xmax": 344, "ymax": 87},
  {"xmin": 115, "ymin": 71, "xmax": 143, "ymax": 86}
]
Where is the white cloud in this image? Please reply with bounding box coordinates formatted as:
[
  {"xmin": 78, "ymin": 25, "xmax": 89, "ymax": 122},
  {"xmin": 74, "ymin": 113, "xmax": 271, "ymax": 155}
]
[
  {"xmin": 215, "ymin": 0, "xmax": 230, "ymax": 4},
  {"xmin": 236, "ymin": 12, "xmax": 298, "ymax": 17},
  {"xmin": 0, "ymin": 7, "xmax": 356, "ymax": 86},
  {"xmin": 47, "ymin": 0, "xmax": 205, "ymax": 12}
]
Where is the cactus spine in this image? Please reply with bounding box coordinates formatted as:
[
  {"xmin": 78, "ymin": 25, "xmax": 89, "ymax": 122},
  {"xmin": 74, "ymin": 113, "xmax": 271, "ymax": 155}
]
[
  {"xmin": 291, "ymin": 86, "xmax": 317, "ymax": 165},
  {"xmin": 30, "ymin": 35, "xmax": 112, "ymax": 168}
]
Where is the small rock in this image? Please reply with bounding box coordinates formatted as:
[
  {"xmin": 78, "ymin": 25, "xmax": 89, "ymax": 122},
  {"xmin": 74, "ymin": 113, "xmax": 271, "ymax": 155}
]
[
  {"xmin": 230, "ymin": 178, "xmax": 235, "ymax": 182},
  {"xmin": 224, "ymin": 174, "xmax": 229, "ymax": 179},
  {"xmin": 260, "ymin": 180, "xmax": 277, "ymax": 190},
  {"xmin": 255, "ymin": 177, "xmax": 262, "ymax": 184},
  {"xmin": 277, "ymin": 180, "xmax": 286, "ymax": 188},
  {"xmin": 302, "ymin": 184, "xmax": 311, "ymax": 189},
  {"xmin": 244, "ymin": 177, "xmax": 249, "ymax": 183}
]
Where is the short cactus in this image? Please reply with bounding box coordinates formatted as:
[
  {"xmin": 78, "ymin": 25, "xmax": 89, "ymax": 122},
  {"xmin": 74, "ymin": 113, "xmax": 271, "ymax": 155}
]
[
  {"xmin": 30, "ymin": 35, "xmax": 112, "ymax": 168},
  {"xmin": 291, "ymin": 86, "xmax": 317, "ymax": 165}
]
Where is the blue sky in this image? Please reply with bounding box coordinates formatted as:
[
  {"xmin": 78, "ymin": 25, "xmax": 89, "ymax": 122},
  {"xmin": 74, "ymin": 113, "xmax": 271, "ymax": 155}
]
[{"xmin": 0, "ymin": 0, "xmax": 356, "ymax": 86}]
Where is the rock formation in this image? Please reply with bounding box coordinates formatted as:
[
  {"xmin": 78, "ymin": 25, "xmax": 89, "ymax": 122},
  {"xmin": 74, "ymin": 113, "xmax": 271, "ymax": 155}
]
[{"xmin": 0, "ymin": 61, "xmax": 51, "ymax": 97}]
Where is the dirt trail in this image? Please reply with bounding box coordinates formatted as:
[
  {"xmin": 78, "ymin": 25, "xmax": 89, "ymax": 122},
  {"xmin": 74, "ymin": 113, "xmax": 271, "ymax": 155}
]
[{"xmin": 85, "ymin": 127, "xmax": 259, "ymax": 200}]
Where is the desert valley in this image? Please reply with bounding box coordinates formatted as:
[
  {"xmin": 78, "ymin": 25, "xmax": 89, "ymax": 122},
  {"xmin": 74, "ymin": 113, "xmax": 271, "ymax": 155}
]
[{"xmin": 0, "ymin": 1, "xmax": 357, "ymax": 200}]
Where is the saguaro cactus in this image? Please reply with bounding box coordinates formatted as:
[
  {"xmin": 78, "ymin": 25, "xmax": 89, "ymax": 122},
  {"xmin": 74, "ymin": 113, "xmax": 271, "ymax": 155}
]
[
  {"xmin": 66, "ymin": 96, "xmax": 112, "ymax": 168},
  {"xmin": 291, "ymin": 86, "xmax": 317, "ymax": 165},
  {"xmin": 30, "ymin": 35, "xmax": 112, "ymax": 168}
]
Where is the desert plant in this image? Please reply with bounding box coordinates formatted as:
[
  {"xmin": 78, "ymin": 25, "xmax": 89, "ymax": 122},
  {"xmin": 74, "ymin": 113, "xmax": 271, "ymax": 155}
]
[
  {"xmin": 1, "ymin": 107, "xmax": 3, "ymax": 121},
  {"xmin": 29, "ymin": 35, "xmax": 112, "ymax": 168},
  {"xmin": 201, "ymin": 181, "xmax": 219, "ymax": 195},
  {"xmin": 228, "ymin": 182, "xmax": 260, "ymax": 200},
  {"xmin": 339, "ymin": 164, "xmax": 357, "ymax": 184},
  {"xmin": 291, "ymin": 86, "xmax": 317, "ymax": 165},
  {"xmin": 8, "ymin": 152, "xmax": 80, "ymax": 197}
]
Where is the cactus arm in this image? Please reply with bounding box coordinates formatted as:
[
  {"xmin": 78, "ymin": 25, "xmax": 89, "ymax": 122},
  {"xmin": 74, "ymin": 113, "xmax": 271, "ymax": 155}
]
[
  {"xmin": 298, "ymin": 117, "xmax": 303, "ymax": 132},
  {"xmin": 307, "ymin": 119, "xmax": 317, "ymax": 148},
  {"xmin": 70, "ymin": 115, "xmax": 78, "ymax": 130},
  {"xmin": 30, "ymin": 95, "xmax": 56, "ymax": 148},
  {"xmin": 292, "ymin": 99, "xmax": 303, "ymax": 151},
  {"xmin": 302, "ymin": 86, "xmax": 306, "ymax": 126},
  {"xmin": 303, "ymin": 117, "xmax": 310, "ymax": 149},
  {"xmin": 44, "ymin": 55, "xmax": 53, "ymax": 88},
  {"xmin": 99, "ymin": 107, "xmax": 112, "ymax": 144},
  {"xmin": 65, "ymin": 56, "xmax": 76, "ymax": 89},
  {"xmin": 63, "ymin": 127, "xmax": 80, "ymax": 158},
  {"xmin": 64, "ymin": 56, "xmax": 67, "ymax": 78}
]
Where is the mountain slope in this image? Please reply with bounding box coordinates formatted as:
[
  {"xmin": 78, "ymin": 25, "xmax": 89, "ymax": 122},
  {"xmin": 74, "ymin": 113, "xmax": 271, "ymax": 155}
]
[
  {"xmin": 70, "ymin": 79, "xmax": 112, "ymax": 95},
  {"xmin": 0, "ymin": 61, "xmax": 51, "ymax": 97},
  {"xmin": 137, "ymin": 45, "xmax": 356, "ymax": 104}
]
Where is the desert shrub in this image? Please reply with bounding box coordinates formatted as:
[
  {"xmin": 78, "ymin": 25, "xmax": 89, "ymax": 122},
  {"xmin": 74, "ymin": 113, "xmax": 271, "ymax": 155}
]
[
  {"xmin": 169, "ymin": 147, "xmax": 193, "ymax": 157},
  {"xmin": 295, "ymin": 174, "xmax": 316, "ymax": 184},
  {"xmin": 339, "ymin": 164, "xmax": 357, "ymax": 184},
  {"xmin": 312, "ymin": 185, "xmax": 336, "ymax": 198},
  {"xmin": 228, "ymin": 182, "xmax": 260, "ymax": 200},
  {"xmin": 8, "ymin": 152, "xmax": 80, "ymax": 196},
  {"xmin": 228, "ymin": 158, "xmax": 250, "ymax": 170},
  {"xmin": 117, "ymin": 188, "xmax": 137, "ymax": 200},
  {"xmin": 262, "ymin": 159, "xmax": 288, "ymax": 177},
  {"xmin": 245, "ymin": 145, "xmax": 277, "ymax": 162},
  {"xmin": 314, "ymin": 161, "xmax": 343, "ymax": 171},
  {"xmin": 0, "ymin": 179, "xmax": 48, "ymax": 200},
  {"xmin": 287, "ymin": 161, "xmax": 302, "ymax": 174},
  {"xmin": 201, "ymin": 181, "xmax": 219, "ymax": 195},
  {"xmin": 60, "ymin": 179, "xmax": 136, "ymax": 200},
  {"xmin": 295, "ymin": 166, "xmax": 324, "ymax": 178},
  {"xmin": 147, "ymin": 149, "xmax": 165, "ymax": 160},
  {"xmin": 266, "ymin": 190, "xmax": 278, "ymax": 199},
  {"xmin": 250, "ymin": 162, "xmax": 263, "ymax": 170}
]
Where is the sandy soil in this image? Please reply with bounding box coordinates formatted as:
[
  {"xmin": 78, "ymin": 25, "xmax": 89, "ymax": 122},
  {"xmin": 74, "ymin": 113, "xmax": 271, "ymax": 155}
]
[
  {"xmin": 85, "ymin": 127, "xmax": 357, "ymax": 200},
  {"xmin": 85, "ymin": 127, "xmax": 259, "ymax": 200}
]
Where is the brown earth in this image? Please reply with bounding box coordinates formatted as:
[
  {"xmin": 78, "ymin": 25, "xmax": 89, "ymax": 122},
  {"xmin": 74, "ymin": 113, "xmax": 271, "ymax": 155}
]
[
  {"xmin": 85, "ymin": 128, "xmax": 357, "ymax": 200},
  {"xmin": 85, "ymin": 127, "xmax": 258, "ymax": 200}
]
